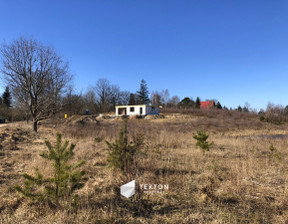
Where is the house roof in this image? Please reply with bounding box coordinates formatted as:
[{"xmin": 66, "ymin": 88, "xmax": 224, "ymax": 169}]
[
  {"xmin": 115, "ymin": 104, "xmax": 157, "ymax": 108},
  {"xmin": 200, "ymin": 101, "xmax": 215, "ymax": 109}
]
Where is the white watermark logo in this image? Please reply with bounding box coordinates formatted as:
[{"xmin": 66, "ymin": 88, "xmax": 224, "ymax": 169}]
[
  {"xmin": 120, "ymin": 180, "xmax": 169, "ymax": 198},
  {"xmin": 140, "ymin": 183, "xmax": 169, "ymax": 194},
  {"xmin": 120, "ymin": 180, "xmax": 135, "ymax": 198}
]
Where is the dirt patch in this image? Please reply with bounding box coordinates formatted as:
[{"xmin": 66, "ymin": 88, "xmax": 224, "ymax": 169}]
[
  {"xmin": 64, "ymin": 115, "xmax": 100, "ymax": 125},
  {"xmin": 144, "ymin": 114, "xmax": 165, "ymax": 120},
  {"xmin": 0, "ymin": 128, "xmax": 37, "ymax": 151}
]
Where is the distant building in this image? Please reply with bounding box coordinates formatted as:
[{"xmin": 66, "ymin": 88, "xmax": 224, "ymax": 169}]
[
  {"xmin": 0, "ymin": 117, "xmax": 6, "ymax": 123},
  {"xmin": 200, "ymin": 101, "xmax": 215, "ymax": 109},
  {"xmin": 115, "ymin": 105, "xmax": 159, "ymax": 116}
]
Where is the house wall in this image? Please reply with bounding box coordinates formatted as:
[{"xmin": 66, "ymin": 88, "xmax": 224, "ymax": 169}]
[
  {"xmin": 126, "ymin": 105, "xmax": 147, "ymax": 116},
  {"xmin": 116, "ymin": 105, "xmax": 146, "ymax": 116},
  {"xmin": 116, "ymin": 105, "xmax": 159, "ymax": 116},
  {"xmin": 146, "ymin": 106, "xmax": 159, "ymax": 115}
]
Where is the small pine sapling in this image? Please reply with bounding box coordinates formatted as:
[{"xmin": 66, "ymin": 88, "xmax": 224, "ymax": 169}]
[
  {"xmin": 15, "ymin": 133, "xmax": 85, "ymax": 204},
  {"xmin": 15, "ymin": 168, "xmax": 45, "ymax": 202},
  {"xmin": 106, "ymin": 119, "xmax": 144, "ymax": 173},
  {"xmin": 193, "ymin": 131, "xmax": 212, "ymax": 153},
  {"xmin": 269, "ymin": 143, "xmax": 282, "ymax": 161},
  {"xmin": 269, "ymin": 144, "xmax": 276, "ymax": 152}
]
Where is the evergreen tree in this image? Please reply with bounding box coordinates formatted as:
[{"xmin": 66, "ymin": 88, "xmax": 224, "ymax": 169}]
[
  {"xmin": 128, "ymin": 93, "xmax": 136, "ymax": 105},
  {"xmin": 285, "ymin": 105, "xmax": 288, "ymax": 115},
  {"xmin": 216, "ymin": 101, "xmax": 222, "ymax": 109},
  {"xmin": 195, "ymin": 97, "xmax": 201, "ymax": 109},
  {"xmin": 193, "ymin": 131, "xmax": 212, "ymax": 153},
  {"xmin": 15, "ymin": 133, "xmax": 86, "ymax": 204},
  {"xmin": 178, "ymin": 97, "xmax": 194, "ymax": 108},
  {"xmin": 2, "ymin": 86, "xmax": 12, "ymax": 107},
  {"xmin": 243, "ymin": 106, "xmax": 249, "ymax": 113},
  {"xmin": 106, "ymin": 119, "xmax": 144, "ymax": 173},
  {"xmin": 136, "ymin": 79, "xmax": 150, "ymax": 104}
]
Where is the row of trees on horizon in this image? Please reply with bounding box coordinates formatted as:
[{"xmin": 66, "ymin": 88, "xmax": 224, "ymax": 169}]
[
  {"xmin": 0, "ymin": 76, "xmax": 243, "ymax": 119},
  {"xmin": 0, "ymin": 36, "xmax": 287, "ymax": 131}
]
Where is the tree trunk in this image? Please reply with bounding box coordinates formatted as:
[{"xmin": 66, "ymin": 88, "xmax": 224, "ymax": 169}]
[{"xmin": 33, "ymin": 120, "xmax": 38, "ymax": 132}]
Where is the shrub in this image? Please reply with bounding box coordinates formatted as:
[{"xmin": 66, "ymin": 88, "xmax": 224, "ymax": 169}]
[
  {"xmin": 15, "ymin": 133, "xmax": 86, "ymax": 204},
  {"xmin": 95, "ymin": 137, "xmax": 103, "ymax": 143},
  {"xmin": 269, "ymin": 143, "xmax": 282, "ymax": 161},
  {"xmin": 269, "ymin": 144, "xmax": 276, "ymax": 152},
  {"xmin": 106, "ymin": 119, "xmax": 144, "ymax": 173},
  {"xmin": 193, "ymin": 131, "xmax": 212, "ymax": 153}
]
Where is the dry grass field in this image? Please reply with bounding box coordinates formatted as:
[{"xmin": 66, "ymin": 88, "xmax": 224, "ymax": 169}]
[{"xmin": 1, "ymin": 110, "xmax": 288, "ymax": 223}]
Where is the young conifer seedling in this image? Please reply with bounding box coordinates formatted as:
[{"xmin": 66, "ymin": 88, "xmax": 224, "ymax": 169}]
[
  {"xmin": 15, "ymin": 133, "xmax": 85, "ymax": 205},
  {"xmin": 193, "ymin": 131, "xmax": 212, "ymax": 153}
]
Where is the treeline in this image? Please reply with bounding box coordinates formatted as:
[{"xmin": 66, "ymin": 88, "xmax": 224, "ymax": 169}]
[
  {"xmin": 62, "ymin": 79, "xmax": 131, "ymax": 115},
  {"xmin": 2, "ymin": 36, "xmax": 288, "ymax": 132},
  {"xmin": 61, "ymin": 79, "xmax": 223, "ymax": 115},
  {"xmin": 258, "ymin": 102, "xmax": 288, "ymax": 124},
  {"xmin": 62, "ymin": 79, "xmax": 155, "ymax": 115}
]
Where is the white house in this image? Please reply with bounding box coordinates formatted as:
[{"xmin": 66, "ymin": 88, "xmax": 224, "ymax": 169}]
[{"xmin": 115, "ymin": 105, "xmax": 159, "ymax": 116}]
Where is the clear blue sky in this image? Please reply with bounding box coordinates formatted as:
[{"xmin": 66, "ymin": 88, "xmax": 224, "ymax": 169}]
[{"xmin": 1, "ymin": 0, "xmax": 288, "ymax": 110}]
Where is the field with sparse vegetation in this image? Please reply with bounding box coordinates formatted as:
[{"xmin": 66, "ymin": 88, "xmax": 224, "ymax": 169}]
[{"xmin": 1, "ymin": 110, "xmax": 288, "ymax": 223}]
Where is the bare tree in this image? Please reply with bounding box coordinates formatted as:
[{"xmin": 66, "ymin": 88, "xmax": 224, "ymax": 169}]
[
  {"xmin": 109, "ymin": 85, "xmax": 121, "ymax": 109},
  {"xmin": 62, "ymin": 91, "xmax": 84, "ymax": 115},
  {"xmin": 94, "ymin": 78, "xmax": 131, "ymax": 112},
  {"xmin": 243, "ymin": 102, "xmax": 250, "ymax": 113},
  {"xmin": 151, "ymin": 91, "xmax": 162, "ymax": 107},
  {"xmin": 161, "ymin": 89, "xmax": 170, "ymax": 108},
  {"xmin": 63, "ymin": 85, "xmax": 74, "ymax": 115},
  {"xmin": 119, "ymin": 90, "xmax": 131, "ymax": 105},
  {"xmin": 94, "ymin": 78, "xmax": 112, "ymax": 113},
  {"xmin": 0, "ymin": 37, "xmax": 72, "ymax": 131},
  {"xmin": 265, "ymin": 102, "xmax": 286, "ymax": 122},
  {"xmin": 168, "ymin": 95, "xmax": 180, "ymax": 108},
  {"xmin": 84, "ymin": 88, "xmax": 98, "ymax": 114}
]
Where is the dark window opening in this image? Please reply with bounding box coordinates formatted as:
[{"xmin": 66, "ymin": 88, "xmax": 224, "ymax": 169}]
[{"xmin": 130, "ymin": 107, "xmax": 134, "ymax": 112}]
